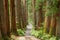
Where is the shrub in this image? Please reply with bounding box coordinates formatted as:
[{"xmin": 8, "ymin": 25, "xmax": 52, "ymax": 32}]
[
  {"xmin": 17, "ymin": 29, "xmax": 25, "ymax": 36},
  {"xmin": 31, "ymin": 27, "xmax": 57, "ymax": 40}
]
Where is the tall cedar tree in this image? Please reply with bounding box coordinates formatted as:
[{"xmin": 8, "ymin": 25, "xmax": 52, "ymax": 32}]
[
  {"xmin": 4, "ymin": 0, "xmax": 10, "ymax": 37},
  {"xmin": 23, "ymin": 0, "xmax": 28, "ymax": 27},
  {"xmin": 0, "ymin": 3, "xmax": 3, "ymax": 39},
  {"xmin": 0, "ymin": 0, "xmax": 10, "ymax": 39},
  {"xmin": 49, "ymin": 0, "xmax": 59, "ymax": 36},
  {"xmin": 32, "ymin": 0, "xmax": 37, "ymax": 29},
  {"xmin": 44, "ymin": 0, "xmax": 51, "ymax": 33},
  {"xmin": 17, "ymin": 0, "xmax": 23, "ymax": 29},
  {"xmin": 10, "ymin": 0, "xmax": 18, "ymax": 35},
  {"xmin": 56, "ymin": 0, "xmax": 60, "ymax": 36},
  {"xmin": 49, "ymin": 14, "xmax": 56, "ymax": 35},
  {"xmin": 21, "ymin": 0, "xmax": 28, "ymax": 29},
  {"xmin": 37, "ymin": 2, "xmax": 43, "ymax": 29}
]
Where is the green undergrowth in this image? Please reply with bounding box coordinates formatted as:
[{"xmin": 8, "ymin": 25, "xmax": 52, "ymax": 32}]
[
  {"xmin": 31, "ymin": 27, "xmax": 58, "ymax": 40},
  {"xmin": 17, "ymin": 29, "xmax": 25, "ymax": 36}
]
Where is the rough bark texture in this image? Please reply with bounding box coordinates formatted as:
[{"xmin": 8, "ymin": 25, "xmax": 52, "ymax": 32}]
[
  {"xmin": 0, "ymin": 0, "xmax": 10, "ymax": 39},
  {"xmin": 4, "ymin": 0, "xmax": 10, "ymax": 37},
  {"xmin": 16, "ymin": 0, "xmax": 23, "ymax": 29},
  {"xmin": 0, "ymin": 10, "xmax": 2, "ymax": 40},
  {"xmin": 10, "ymin": 0, "xmax": 18, "ymax": 35},
  {"xmin": 49, "ymin": 15, "xmax": 56, "ymax": 35},
  {"xmin": 44, "ymin": 16, "xmax": 51, "ymax": 33},
  {"xmin": 22, "ymin": 0, "xmax": 28, "ymax": 28},
  {"xmin": 44, "ymin": 0, "xmax": 51, "ymax": 33},
  {"xmin": 23, "ymin": 0, "xmax": 28, "ymax": 27}
]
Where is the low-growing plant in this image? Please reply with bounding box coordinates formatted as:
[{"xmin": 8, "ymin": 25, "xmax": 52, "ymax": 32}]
[
  {"xmin": 31, "ymin": 27, "xmax": 57, "ymax": 40},
  {"xmin": 17, "ymin": 29, "xmax": 25, "ymax": 36}
]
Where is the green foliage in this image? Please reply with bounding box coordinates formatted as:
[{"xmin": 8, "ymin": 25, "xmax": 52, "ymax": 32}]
[
  {"xmin": 31, "ymin": 29, "xmax": 40, "ymax": 37},
  {"xmin": 31, "ymin": 27, "xmax": 57, "ymax": 40},
  {"xmin": 17, "ymin": 29, "xmax": 25, "ymax": 36},
  {"xmin": 45, "ymin": 0, "xmax": 58, "ymax": 16},
  {"xmin": 49, "ymin": 36, "xmax": 56, "ymax": 40},
  {"xmin": 35, "ymin": 0, "xmax": 44, "ymax": 11},
  {"xmin": 31, "ymin": 27, "xmax": 44, "ymax": 38},
  {"xmin": 27, "ymin": 0, "xmax": 58, "ymax": 17}
]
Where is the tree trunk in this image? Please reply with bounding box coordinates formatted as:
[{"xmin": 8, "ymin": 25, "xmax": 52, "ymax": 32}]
[
  {"xmin": 16, "ymin": 0, "xmax": 23, "ymax": 29},
  {"xmin": 56, "ymin": 0, "xmax": 60, "ymax": 37},
  {"xmin": 44, "ymin": 16, "xmax": 51, "ymax": 33},
  {"xmin": 32, "ymin": 0, "xmax": 37, "ymax": 29},
  {"xmin": 49, "ymin": 14, "xmax": 56, "ymax": 35},
  {"xmin": 10, "ymin": 0, "xmax": 18, "ymax": 35},
  {"xmin": 0, "ymin": 11, "xmax": 2, "ymax": 40},
  {"xmin": 4, "ymin": 0, "xmax": 10, "ymax": 37},
  {"xmin": 23, "ymin": 0, "xmax": 28, "ymax": 27},
  {"xmin": 44, "ymin": 0, "xmax": 51, "ymax": 33},
  {"xmin": 0, "ymin": 0, "xmax": 10, "ymax": 39},
  {"xmin": 37, "ymin": 3, "xmax": 43, "ymax": 29}
]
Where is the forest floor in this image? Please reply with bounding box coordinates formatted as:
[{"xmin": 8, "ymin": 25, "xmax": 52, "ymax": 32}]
[
  {"xmin": 11, "ymin": 35, "xmax": 40, "ymax": 40},
  {"xmin": 11, "ymin": 23, "xmax": 40, "ymax": 40}
]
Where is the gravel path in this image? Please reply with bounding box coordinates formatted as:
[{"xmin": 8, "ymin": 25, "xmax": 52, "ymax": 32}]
[{"xmin": 25, "ymin": 23, "xmax": 32, "ymax": 36}]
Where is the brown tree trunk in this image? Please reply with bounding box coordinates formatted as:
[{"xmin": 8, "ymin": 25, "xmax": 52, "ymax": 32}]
[
  {"xmin": 44, "ymin": 16, "xmax": 51, "ymax": 33},
  {"xmin": 0, "ymin": 11, "xmax": 3, "ymax": 40},
  {"xmin": 49, "ymin": 14, "xmax": 56, "ymax": 35},
  {"xmin": 0, "ymin": 0, "xmax": 10, "ymax": 39},
  {"xmin": 49, "ymin": 0, "xmax": 60, "ymax": 36},
  {"xmin": 44, "ymin": 0, "xmax": 51, "ymax": 33},
  {"xmin": 23, "ymin": 0, "xmax": 28, "ymax": 27},
  {"xmin": 10, "ymin": 0, "xmax": 18, "ymax": 35},
  {"xmin": 56, "ymin": 0, "xmax": 60, "ymax": 37},
  {"xmin": 4, "ymin": 0, "xmax": 10, "ymax": 37},
  {"xmin": 23, "ymin": 0, "xmax": 28, "ymax": 28},
  {"xmin": 32, "ymin": 0, "xmax": 37, "ymax": 29},
  {"xmin": 21, "ymin": 0, "xmax": 28, "ymax": 29},
  {"xmin": 16, "ymin": 0, "xmax": 23, "ymax": 29},
  {"xmin": 0, "ymin": 30, "xmax": 2, "ymax": 40},
  {"xmin": 37, "ymin": 3, "xmax": 43, "ymax": 29}
]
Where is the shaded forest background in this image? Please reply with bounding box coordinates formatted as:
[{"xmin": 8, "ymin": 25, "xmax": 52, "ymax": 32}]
[{"xmin": 0, "ymin": 0, "xmax": 60, "ymax": 40}]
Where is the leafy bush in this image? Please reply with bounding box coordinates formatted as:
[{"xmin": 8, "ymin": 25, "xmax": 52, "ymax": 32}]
[
  {"xmin": 17, "ymin": 29, "xmax": 25, "ymax": 36},
  {"xmin": 31, "ymin": 27, "xmax": 57, "ymax": 40}
]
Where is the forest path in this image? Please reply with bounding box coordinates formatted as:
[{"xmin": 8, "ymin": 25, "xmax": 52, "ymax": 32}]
[
  {"xmin": 11, "ymin": 34, "xmax": 40, "ymax": 40},
  {"xmin": 11, "ymin": 23, "xmax": 40, "ymax": 40},
  {"xmin": 25, "ymin": 23, "xmax": 33, "ymax": 36}
]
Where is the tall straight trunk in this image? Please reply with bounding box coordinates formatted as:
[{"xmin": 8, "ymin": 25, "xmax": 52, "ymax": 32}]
[
  {"xmin": 44, "ymin": 0, "xmax": 51, "ymax": 33},
  {"xmin": 23, "ymin": 0, "xmax": 28, "ymax": 26},
  {"xmin": 20, "ymin": 0, "xmax": 25, "ymax": 28},
  {"xmin": 49, "ymin": 0, "xmax": 59, "ymax": 36},
  {"xmin": 17, "ymin": 0, "xmax": 23, "ymax": 29},
  {"xmin": 32, "ymin": 0, "xmax": 37, "ymax": 29},
  {"xmin": 0, "ymin": 11, "xmax": 2, "ymax": 40},
  {"xmin": 4, "ymin": 0, "xmax": 10, "ymax": 37},
  {"xmin": 56, "ymin": 0, "xmax": 60, "ymax": 37},
  {"xmin": 23, "ymin": 0, "xmax": 28, "ymax": 28},
  {"xmin": 49, "ymin": 14, "xmax": 56, "ymax": 35},
  {"xmin": 20, "ymin": 0, "xmax": 28, "ymax": 29},
  {"xmin": 0, "ymin": 0, "xmax": 10, "ymax": 39},
  {"xmin": 44, "ymin": 16, "xmax": 51, "ymax": 33},
  {"xmin": 0, "ymin": 30, "xmax": 2, "ymax": 40},
  {"xmin": 37, "ymin": 3, "xmax": 43, "ymax": 29},
  {"xmin": 10, "ymin": 0, "xmax": 18, "ymax": 34}
]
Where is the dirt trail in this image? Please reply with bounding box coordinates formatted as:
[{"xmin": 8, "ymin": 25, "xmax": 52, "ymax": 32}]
[{"xmin": 11, "ymin": 23, "xmax": 41, "ymax": 40}]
